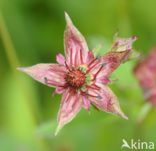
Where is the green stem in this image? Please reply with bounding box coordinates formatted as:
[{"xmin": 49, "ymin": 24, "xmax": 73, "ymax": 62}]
[
  {"xmin": 0, "ymin": 12, "xmax": 20, "ymax": 70},
  {"xmin": 0, "ymin": 11, "xmax": 49, "ymax": 151},
  {"xmin": 0, "ymin": 10, "xmax": 38, "ymax": 122}
]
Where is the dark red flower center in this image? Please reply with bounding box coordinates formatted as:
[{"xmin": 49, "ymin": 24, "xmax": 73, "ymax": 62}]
[{"xmin": 65, "ymin": 68, "xmax": 86, "ymax": 88}]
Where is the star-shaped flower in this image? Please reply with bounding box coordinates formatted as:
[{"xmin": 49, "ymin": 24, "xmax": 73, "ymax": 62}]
[
  {"xmin": 17, "ymin": 12, "xmax": 137, "ymax": 135},
  {"xmin": 134, "ymin": 46, "xmax": 156, "ymax": 107}
]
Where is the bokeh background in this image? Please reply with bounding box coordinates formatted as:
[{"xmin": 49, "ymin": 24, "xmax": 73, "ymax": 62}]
[{"xmin": 0, "ymin": 0, "xmax": 156, "ymax": 151}]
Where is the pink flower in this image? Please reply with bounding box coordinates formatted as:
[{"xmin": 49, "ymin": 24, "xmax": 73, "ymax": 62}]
[
  {"xmin": 134, "ymin": 46, "xmax": 156, "ymax": 107},
  {"xmin": 17, "ymin": 13, "xmax": 137, "ymax": 135}
]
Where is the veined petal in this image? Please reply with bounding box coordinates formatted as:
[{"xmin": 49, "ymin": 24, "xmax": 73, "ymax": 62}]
[
  {"xmin": 88, "ymin": 84, "xmax": 128, "ymax": 119},
  {"xmin": 89, "ymin": 50, "xmax": 132, "ymax": 77},
  {"xmin": 56, "ymin": 53, "xmax": 66, "ymax": 66},
  {"xmin": 17, "ymin": 63, "xmax": 67, "ymax": 88},
  {"xmin": 82, "ymin": 96, "xmax": 90, "ymax": 110},
  {"xmin": 96, "ymin": 76, "xmax": 111, "ymax": 85},
  {"xmin": 86, "ymin": 50, "xmax": 94, "ymax": 65},
  {"xmin": 54, "ymin": 86, "xmax": 66, "ymax": 95},
  {"xmin": 111, "ymin": 30, "xmax": 138, "ymax": 52},
  {"xmin": 55, "ymin": 91, "xmax": 82, "ymax": 135},
  {"xmin": 64, "ymin": 12, "xmax": 89, "ymax": 66}
]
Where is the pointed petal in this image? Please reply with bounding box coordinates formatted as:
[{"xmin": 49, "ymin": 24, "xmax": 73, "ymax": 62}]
[
  {"xmin": 64, "ymin": 12, "xmax": 89, "ymax": 66},
  {"xmin": 111, "ymin": 30, "xmax": 138, "ymax": 52},
  {"xmin": 17, "ymin": 63, "xmax": 67, "ymax": 88},
  {"xmin": 89, "ymin": 49, "xmax": 132, "ymax": 77},
  {"xmin": 86, "ymin": 50, "xmax": 94, "ymax": 65},
  {"xmin": 56, "ymin": 53, "xmax": 66, "ymax": 66},
  {"xmin": 96, "ymin": 76, "xmax": 111, "ymax": 85},
  {"xmin": 82, "ymin": 96, "xmax": 90, "ymax": 110},
  {"xmin": 88, "ymin": 84, "xmax": 128, "ymax": 119},
  {"xmin": 53, "ymin": 86, "xmax": 66, "ymax": 95},
  {"xmin": 55, "ymin": 91, "xmax": 82, "ymax": 135}
]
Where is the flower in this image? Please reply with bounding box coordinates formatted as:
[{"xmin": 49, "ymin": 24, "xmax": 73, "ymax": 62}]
[
  {"xmin": 134, "ymin": 46, "xmax": 156, "ymax": 107},
  {"xmin": 17, "ymin": 12, "xmax": 137, "ymax": 135}
]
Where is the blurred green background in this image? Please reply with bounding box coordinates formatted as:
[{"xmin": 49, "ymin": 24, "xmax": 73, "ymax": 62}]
[{"xmin": 0, "ymin": 0, "xmax": 156, "ymax": 151}]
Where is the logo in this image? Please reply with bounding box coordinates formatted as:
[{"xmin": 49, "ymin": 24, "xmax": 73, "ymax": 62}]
[{"xmin": 121, "ymin": 139, "xmax": 155, "ymax": 150}]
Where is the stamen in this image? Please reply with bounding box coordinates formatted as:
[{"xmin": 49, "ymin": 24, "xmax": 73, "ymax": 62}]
[
  {"xmin": 65, "ymin": 68, "xmax": 86, "ymax": 88},
  {"xmin": 44, "ymin": 77, "xmax": 63, "ymax": 86},
  {"xmin": 86, "ymin": 85, "xmax": 100, "ymax": 90},
  {"xmin": 102, "ymin": 62, "xmax": 107, "ymax": 67},
  {"xmin": 74, "ymin": 48, "xmax": 79, "ymax": 67},
  {"xmin": 61, "ymin": 88, "xmax": 69, "ymax": 104},
  {"xmin": 44, "ymin": 77, "xmax": 48, "ymax": 82},
  {"xmin": 65, "ymin": 61, "xmax": 69, "ymax": 69},
  {"xmin": 96, "ymin": 56, "xmax": 101, "ymax": 60},
  {"xmin": 93, "ymin": 63, "xmax": 107, "ymax": 80},
  {"xmin": 65, "ymin": 89, "xmax": 74, "ymax": 102},
  {"xmin": 87, "ymin": 61, "xmax": 100, "ymax": 73},
  {"xmin": 70, "ymin": 48, "xmax": 73, "ymax": 66},
  {"xmin": 85, "ymin": 89, "xmax": 88, "ymax": 94},
  {"xmin": 92, "ymin": 83, "xmax": 100, "ymax": 89},
  {"xmin": 80, "ymin": 49, "xmax": 84, "ymax": 64},
  {"xmin": 87, "ymin": 58, "xmax": 98, "ymax": 67},
  {"xmin": 97, "ymin": 95, "xmax": 102, "ymax": 99},
  {"xmin": 81, "ymin": 90, "xmax": 98, "ymax": 98}
]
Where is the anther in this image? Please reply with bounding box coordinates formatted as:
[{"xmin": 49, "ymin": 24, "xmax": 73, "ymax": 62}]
[
  {"xmin": 85, "ymin": 89, "xmax": 88, "ymax": 94},
  {"xmin": 44, "ymin": 77, "xmax": 48, "ymax": 82},
  {"xmin": 93, "ymin": 63, "xmax": 107, "ymax": 81},
  {"xmin": 97, "ymin": 95, "xmax": 102, "ymax": 99},
  {"xmin": 96, "ymin": 56, "xmax": 101, "ymax": 60},
  {"xmin": 102, "ymin": 62, "xmax": 107, "ymax": 67}
]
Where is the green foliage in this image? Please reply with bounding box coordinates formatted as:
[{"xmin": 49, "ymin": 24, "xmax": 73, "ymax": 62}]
[
  {"xmin": 0, "ymin": 0, "xmax": 156, "ymax": 151},
  {"xmin": 36, "ymin": 120, "xmax": 57, "ymax": 138}
]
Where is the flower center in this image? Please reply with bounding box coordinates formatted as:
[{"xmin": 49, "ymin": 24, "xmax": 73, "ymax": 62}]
[{"xmin": 65, "ymin": 68, "xmax": 86, "ymax": 88}]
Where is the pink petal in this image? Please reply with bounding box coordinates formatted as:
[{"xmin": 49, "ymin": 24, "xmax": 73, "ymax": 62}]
[
  {"xmin": 82, "ymin": 96, "xmax": 90, "ymax": 110},
  {"xmin": 89, "ymin": 50, "xmax": 132, "ymax": 77},
  {"xmin": 133, "ymin": 46, "xmax": 156, "ymax": 108},
  {"xmin": 17, "ymin": 63, "xmax": 67, "ymax": 88},
  {"xmin": 86, "ymin": 50, "xmax": 94, "ymax": 65},
  {"xmin": 55, "ymin": 91, "xmax": 83, "ymax": 135},
  {"xmin": 53, "ymin": 86, "xmax": 66, "ymax": 95},
  {"xmin": 64, "ymin": 12, "xmax": 89, "ymax": 66},
  {"xmin": 56, "ymin": 53, "xmax": 66, "ymax": 66},
  {"xmin": 146, "ymin": 46, "xmax": 156, "ymax": 73},
  {"xmin": 134, "ymin": 62, "xmax": 154, "ymax": 88},
  {"xmin": 87, "ymin": 84, "xmax": 128, "ymax": 119},
  {"xmin": 96, "ymin": 76, "xmax": 111, "ymax": 85},
  {"xmin": 111, "ymin": 30, "xmax": 138, "ymax": 52}
]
